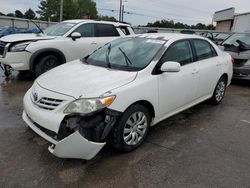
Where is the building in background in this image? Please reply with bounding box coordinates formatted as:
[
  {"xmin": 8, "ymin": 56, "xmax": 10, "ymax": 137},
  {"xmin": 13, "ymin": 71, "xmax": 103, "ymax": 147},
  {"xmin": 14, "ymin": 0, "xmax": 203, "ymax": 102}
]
[{"xmin": 213, "ymin": 7, "xmax": 250, "ymax": 32}]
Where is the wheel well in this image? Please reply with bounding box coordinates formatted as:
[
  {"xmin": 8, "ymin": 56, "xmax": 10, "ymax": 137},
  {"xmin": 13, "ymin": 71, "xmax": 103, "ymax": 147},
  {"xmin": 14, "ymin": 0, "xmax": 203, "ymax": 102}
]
[
  {"xmin": 221, "ymin": 73, "xmax": 228, "ymax": 85},
  {"xmin": 31, "ymin": 50, "xmax": 66, "ymax": 70},
  {"xmin": 130, "ymin": 100, "xmax": 155, "ymax": 118}
]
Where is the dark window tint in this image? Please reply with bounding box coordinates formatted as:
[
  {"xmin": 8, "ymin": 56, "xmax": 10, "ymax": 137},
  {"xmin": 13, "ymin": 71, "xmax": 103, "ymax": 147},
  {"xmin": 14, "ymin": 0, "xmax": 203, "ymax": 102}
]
[
  {"xmin": 120, "ymin": 26, "xmax": 130, "ymax": 35},
  {"xmin": 73, "ymin": 23, "xmax": 94, "ymax": 37},
  {"xmin": 193, "ymin": 39, "xmax": 217, "ymax": 61},
  {"xmin": 161, "ymin": 40, "xmax": 193, "ymax": 66},
  {"xmin": 95, "ymin": 24, "xmax": 119, "ymax": 37}
]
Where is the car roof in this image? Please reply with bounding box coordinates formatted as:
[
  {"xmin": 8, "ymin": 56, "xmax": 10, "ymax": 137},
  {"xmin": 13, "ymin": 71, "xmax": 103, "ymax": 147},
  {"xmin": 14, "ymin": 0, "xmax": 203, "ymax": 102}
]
[
  {"xmin": 133, "ymin": 33, "xmax": 205, "ymax": 41},
  {"xmin": 63, "ymin": 19, "xmax": 131, "ymax": 27}
]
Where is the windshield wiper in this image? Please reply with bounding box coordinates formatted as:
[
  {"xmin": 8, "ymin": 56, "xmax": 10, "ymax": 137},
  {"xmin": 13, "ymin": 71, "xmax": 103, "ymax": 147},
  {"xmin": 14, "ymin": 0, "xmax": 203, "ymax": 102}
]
[
  {"xmin": 118, "ymin": 47, "xmax": 132, "ymax": 66},
  {"xmin": 29, "ymin": 19, "xmax": 44, "ymax": 34},
  {"xmin": 106, "ymin": 43, "xmax": 112, "ymax": 68}
]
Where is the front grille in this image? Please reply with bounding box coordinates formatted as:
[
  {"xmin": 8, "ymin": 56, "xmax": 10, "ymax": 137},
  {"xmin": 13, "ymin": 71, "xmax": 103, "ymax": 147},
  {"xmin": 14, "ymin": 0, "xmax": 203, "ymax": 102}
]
[
  {"xmin": 0, "ymin": 41, "xmax": 6, "ymax": 56},
  {"xmin": 36, "ymin": 97, "xmax": 64, "ymax": 110},
  {"xmin": 233, "ymin": 59, "xmax": 248, "ymax": 67}
]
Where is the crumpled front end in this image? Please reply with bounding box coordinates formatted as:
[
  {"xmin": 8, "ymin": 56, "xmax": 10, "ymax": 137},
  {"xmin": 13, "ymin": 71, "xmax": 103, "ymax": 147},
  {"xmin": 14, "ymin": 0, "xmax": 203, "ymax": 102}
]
[
  {"xmin": 22, "ymin": 83, "xmax": 121, "ymax": 160},
  {"xmin": 23, "ymin": 111, "xmax": 105, "ymax": 160}
]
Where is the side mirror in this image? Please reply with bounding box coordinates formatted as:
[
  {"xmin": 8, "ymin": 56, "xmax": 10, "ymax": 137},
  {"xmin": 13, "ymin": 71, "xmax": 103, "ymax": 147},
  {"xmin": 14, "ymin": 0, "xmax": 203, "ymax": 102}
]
[
  {"xmin": 71, "ymin": 32, "xmax": 81, "ymax": 41},
  {"xmin": 236, "ymin": 39, "xmax": 250, "ymax": 50},
  {"xmin": 160, "ymin": 61, "xmax": 181, "ymax": 73}
]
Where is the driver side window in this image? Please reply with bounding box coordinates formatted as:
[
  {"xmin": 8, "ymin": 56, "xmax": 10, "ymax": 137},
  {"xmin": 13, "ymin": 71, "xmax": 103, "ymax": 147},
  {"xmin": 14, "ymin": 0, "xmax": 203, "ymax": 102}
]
[
  {"xmin": 160, "ymin": 40, "xmax": 193, "ymax": 66},
  {"xmin": 73, "ymin": 23, "xmax": 95, "ymax": 37}
]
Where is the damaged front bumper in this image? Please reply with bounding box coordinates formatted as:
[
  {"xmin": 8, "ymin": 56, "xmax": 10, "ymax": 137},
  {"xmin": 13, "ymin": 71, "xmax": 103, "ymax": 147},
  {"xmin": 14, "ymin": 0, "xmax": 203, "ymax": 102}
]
[
  {"xmin": 22, "ymin": 88, "xmax": 121, "ymax": 160},
  {"xmin": 23, "ymin": 111, "xmax": 106, "ymax": 160}
]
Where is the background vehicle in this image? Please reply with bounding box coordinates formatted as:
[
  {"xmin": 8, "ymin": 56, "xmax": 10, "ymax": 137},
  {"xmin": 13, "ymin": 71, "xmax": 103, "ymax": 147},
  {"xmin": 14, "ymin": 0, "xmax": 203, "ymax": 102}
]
[
  {"xmin": 219, "ymin": 33, "xmax": 250, "ymax": 80},
  {"xmin": 180, "ymin": 30, "xmax": 196, "ymax": 34},
  {"xmin": 200, "ymin": 31, "xmax": 215, "ymax": 40},
  {"xmin": 0, "ymin": 20, "xmax": 134, "ymax": 77},
  {"xmin": 22, "ymin": 34, "xmax": 232, "ymax": 160},
  {"xmin": 214, "ymin": 33, "xmax": 231, "ymax": 45},
  {"xmin": 0, "ymin": 26, "xmax": 23, "ymax": 38}
]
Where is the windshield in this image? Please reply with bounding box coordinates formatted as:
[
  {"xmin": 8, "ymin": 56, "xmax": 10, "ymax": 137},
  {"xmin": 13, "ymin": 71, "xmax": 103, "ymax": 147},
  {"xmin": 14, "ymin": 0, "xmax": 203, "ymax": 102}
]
[
  {"xmin": 44, "ymin": 22, "xmax": 76, "ymax": 36},
  {"xmin": 215, "ymin": 33, "xmax": 230, "ymax": 40},
  {"xmin": 222, "ymin": 33, "xmax": 250, "ymax": 46},
  {"xmin": 84, "ymin": 37, "xmax": 165, "ymax": 71}
]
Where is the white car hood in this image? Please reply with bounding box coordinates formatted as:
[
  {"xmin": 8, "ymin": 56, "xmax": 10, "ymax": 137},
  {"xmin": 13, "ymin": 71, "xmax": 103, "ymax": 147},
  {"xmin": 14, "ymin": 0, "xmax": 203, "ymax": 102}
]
[
  {"xmin": 36, "ymin": 60, "xmax": 137, "ymax": 98},
  {"xmin": 0, "ymin": 33, "xmax": 55, "ymax": 43}
]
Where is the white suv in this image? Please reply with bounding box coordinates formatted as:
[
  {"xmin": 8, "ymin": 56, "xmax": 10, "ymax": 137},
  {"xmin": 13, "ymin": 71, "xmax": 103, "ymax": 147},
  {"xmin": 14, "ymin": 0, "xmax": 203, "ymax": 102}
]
[
  {"xmin": 23, "ymin": 34, "xmax": 233, "ymax": 160},
  {"xmin": 0, "ymin": 20, "xmax": 134, "ymax": 77}
]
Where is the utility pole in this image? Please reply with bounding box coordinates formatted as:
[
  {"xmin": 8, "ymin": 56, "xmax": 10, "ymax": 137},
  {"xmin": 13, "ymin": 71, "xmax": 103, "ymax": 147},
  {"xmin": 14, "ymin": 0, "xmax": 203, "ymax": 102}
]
[
  {"xmin": 60, "ymin": 0, "xmax": 63, "ymax": 21},
  {"xmin": 121, "ymin": 5, "xmax": 124, "ymax": 22},
  {"xmin": 119, "ymin": 0, "xmax": 122, "ymax": 22}
]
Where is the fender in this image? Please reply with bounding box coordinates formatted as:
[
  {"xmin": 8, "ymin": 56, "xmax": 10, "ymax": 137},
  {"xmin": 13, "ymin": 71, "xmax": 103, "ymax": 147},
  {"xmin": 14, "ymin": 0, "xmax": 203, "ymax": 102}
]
[{"xmin": 29, "ymin": 48, "xmax": 66, "ymax": 70}]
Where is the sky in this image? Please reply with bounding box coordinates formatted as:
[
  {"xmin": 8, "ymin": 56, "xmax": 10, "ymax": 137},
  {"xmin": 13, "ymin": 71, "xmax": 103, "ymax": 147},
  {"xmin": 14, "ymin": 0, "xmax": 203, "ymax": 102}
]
[{"xmin": 0, "ymin": 0, "xmax": 249, "ymax": 25}]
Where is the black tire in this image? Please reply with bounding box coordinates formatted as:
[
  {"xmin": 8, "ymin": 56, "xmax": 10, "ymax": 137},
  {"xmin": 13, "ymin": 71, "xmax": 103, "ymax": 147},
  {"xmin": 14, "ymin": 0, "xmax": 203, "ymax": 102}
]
[
  {"xmin": 111, "ymin": 104, "xmax": 151, "ymax": 152},
  {"xmin": 210, "ymin": 77, "xmax": 227, "ymax": 105},
  {"xmin": 34, "ymin": 55, "xmax": 60, "ymax": 77}
]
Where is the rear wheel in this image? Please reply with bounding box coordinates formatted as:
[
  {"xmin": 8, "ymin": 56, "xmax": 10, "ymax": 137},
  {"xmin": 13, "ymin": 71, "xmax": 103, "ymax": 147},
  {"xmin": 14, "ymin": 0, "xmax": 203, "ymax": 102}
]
[
  {"xmin": 210, "ymin": 77, "xmax": 227, "ymax": 105},
  {"xmin": 34, "ymin": 55, "xmax": 60, "ymax": 77},
  {"xmin": 111, "ymin": 104, "xmax": 151, "ymax": 152}
]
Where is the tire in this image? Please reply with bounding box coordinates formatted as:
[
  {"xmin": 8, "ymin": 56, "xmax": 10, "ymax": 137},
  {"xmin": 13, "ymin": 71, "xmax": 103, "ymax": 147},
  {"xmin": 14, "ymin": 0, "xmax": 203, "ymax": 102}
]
[
  {"xmin": 34, "ymin": 55, "xmax": 60, "ymax": 77},
  {"xmin": 210, "ymin": 77, "xmax": 227, "ymax": 105},
  {"xmin": 111, "ymin": 104, "xmax": 151, "ymax": 152}
]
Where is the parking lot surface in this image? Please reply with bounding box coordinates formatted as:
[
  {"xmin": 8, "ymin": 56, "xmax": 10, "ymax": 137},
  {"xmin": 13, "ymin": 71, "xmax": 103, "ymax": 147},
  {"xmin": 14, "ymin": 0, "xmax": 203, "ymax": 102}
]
[{"xmin": 0, "ymin": 71, "xmax": 250, "ymax": 188}]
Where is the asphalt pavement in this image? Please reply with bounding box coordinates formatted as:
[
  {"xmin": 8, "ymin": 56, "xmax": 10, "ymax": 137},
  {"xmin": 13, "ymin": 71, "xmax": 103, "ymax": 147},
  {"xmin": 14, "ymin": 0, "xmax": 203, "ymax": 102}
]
[{"xmin": 0, "ymin": 71, "xmax": 250, "ymax": 188}]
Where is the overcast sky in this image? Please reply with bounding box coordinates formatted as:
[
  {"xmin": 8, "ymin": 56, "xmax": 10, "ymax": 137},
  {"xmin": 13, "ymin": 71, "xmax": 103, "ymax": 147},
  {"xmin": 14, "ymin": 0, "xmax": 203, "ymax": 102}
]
[{"xmin": 0, "ymin": 0, "xmax": 249, "ymax": 25}]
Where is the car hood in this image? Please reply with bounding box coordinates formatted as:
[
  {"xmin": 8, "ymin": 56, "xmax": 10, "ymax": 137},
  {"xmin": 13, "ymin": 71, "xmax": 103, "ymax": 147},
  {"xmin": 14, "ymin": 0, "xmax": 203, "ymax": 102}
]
[
  {"xmin": 36, "ymin": 60, "xmax": 137, "ymax": 98},
  {"xmin": 0, "ymin": 33, "xmax": 55, "ymax": 43}
]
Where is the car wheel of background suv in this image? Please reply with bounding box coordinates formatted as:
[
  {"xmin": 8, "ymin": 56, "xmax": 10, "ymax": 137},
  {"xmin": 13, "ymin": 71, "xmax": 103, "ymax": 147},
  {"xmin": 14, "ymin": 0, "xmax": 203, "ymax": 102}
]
[
  {"xmin": 35, "ymin": 55, "xmax": 60, "ymax": 77},
  {"xmin": 210, "ymin": 76, "xmax": 227, "ymax": 105},
  {"xmin": 111, "ymin": 104, "xmax": 151, "ymax": 152}
]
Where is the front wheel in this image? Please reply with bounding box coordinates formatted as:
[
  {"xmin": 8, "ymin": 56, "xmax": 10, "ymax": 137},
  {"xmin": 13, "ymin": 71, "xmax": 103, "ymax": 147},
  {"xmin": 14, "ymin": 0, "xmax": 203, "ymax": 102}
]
[
  {"xmin": 111, "ymin": 104, "xmax": 151, "ymax": 152},
  {"xmin": 34, "ymin": 55, "xmax": 60, "ymax": 77},
  {"xmin": 210, "ymin": 77, "xmax": 227, "ymax": 105}
]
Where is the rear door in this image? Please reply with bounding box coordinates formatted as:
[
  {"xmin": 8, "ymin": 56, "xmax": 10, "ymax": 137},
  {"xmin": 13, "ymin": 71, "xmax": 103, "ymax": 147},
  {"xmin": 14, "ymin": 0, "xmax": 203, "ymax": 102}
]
[{"xmin": 192, "ymin": 39, "xmax": 221, "ymax": 98}]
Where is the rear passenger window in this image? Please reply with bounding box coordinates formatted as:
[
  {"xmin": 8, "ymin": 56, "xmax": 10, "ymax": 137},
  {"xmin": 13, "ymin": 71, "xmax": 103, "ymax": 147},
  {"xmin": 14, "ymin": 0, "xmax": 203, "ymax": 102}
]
[
  {"xmin": 193, "ymin": 40, "xmax": 217, "ymax": 61},
  {"xmin": 160, "ymin": 40, "xmax": 193, "ymax": 66},
  {"xmin": 73, "ymin": 23, "xmax": 95, "ymax": 37},
  {"xmin": 120, "ymin": 26, "xmax": 130, "ymax": 35},
  {"xmin": 95, "ymin": 24, "xmax": 119, "ymax": 37}
]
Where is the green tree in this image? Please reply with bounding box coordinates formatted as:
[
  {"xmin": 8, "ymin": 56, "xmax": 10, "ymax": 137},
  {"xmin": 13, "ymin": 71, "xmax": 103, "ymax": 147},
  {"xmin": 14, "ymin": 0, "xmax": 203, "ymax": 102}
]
[
  {"xmin": 77, "ymin": 0, "xmax": 98, "ymax": 19},
  {"xmin": 6, "ymin": 13, "xmax": 15, "ymax": 17},
  {"xmin": 206, "ymin": 24, "xmax": 215, "ymax": 30},
  {"xmin": 24, "ymin": 8, "xmax": 36, "ymax": 19},
  {"xmin": 146, "ymin": 19, "xmax": 215, "ymax": 30},
  {"xmin": 63, "ymin": 0, "xmax": 79, "ymax": 20},
  {"xmin": 37, "ymin": 0, "xmax": 98, "ymax": 21},
  {"xmin": 0, "ymin": 12, "xmax": 5, "ymax": 16},
  {"xmin": 15, "ymin": 10, "xmax": 24, "ymax": 18},
  {"xmin": 37, "ymin": 0, "xmax": 60, "ymax": 21},
  {"xmin": 97, "ymin": 15, "xmax": 117, "ymax": 22}
]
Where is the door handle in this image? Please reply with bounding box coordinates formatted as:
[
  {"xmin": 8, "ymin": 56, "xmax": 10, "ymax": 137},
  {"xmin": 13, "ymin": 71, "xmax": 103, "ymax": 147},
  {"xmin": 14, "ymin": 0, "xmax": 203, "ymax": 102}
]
[
  {"xmin": 91, "ymin": 42, "xmax": 97, "ymax": 45},
  {"xmin": 192, "ymin": 69, "xmax": 199, "ymax": 75}
]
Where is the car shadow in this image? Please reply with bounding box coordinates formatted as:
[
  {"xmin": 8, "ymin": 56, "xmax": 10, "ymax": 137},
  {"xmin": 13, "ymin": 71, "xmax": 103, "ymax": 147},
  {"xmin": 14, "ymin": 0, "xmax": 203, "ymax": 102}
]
[{"xmin": 231, "ymin": 79, "xmax": 250, "ymax": 87}]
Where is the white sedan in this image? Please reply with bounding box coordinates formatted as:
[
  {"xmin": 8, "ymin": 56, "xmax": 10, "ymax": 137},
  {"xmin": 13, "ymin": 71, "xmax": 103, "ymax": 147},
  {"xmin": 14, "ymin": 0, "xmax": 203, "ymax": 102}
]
[{"xmin": 22, "ymin": 33, "xmax": 233, "ymax": 160}]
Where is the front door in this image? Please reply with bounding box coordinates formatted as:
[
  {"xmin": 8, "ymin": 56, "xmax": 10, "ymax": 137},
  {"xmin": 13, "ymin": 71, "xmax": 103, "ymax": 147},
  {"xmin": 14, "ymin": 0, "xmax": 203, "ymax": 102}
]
[{"xmin": 157, "ymin": 40, "xmax": 199, "ymax": 118}]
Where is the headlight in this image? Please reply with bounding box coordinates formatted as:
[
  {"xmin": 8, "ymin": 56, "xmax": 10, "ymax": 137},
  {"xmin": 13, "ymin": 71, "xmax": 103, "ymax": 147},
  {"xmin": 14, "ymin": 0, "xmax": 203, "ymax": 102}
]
[
  {"xmin": 64, "ymin": 96, "xmax": 116, "ymax": 114},
  {"xmin": 10, "ymin": 42, "xmax": 31, "ymax": 52}
]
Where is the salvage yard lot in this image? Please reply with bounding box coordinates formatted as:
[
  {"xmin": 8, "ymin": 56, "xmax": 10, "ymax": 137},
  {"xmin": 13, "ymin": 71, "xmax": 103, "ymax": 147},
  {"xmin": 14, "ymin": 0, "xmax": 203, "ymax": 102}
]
[{"xmin": 0, "ymin": 71, "xmax": 250, "ymax": 187}]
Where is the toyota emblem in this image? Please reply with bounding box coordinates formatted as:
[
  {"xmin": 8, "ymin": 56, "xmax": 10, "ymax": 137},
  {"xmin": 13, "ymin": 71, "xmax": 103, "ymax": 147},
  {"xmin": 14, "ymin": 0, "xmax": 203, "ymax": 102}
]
[{"xmin": 33, "ymin": 92, "xmax": 38, "ymax": 102}]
